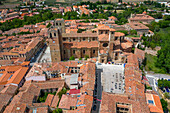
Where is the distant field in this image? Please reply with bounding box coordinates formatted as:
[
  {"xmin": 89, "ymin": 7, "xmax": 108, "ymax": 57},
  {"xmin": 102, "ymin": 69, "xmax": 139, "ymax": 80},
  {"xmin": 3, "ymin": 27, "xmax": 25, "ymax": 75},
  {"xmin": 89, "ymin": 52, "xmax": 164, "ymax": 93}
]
[
  {"xmin": 116, "ymin": 10, "xmax": 124, "ymax": 13},
  {"xmin": 97, "ymin": 4, "xmax": 113, "ymax": 8},
  {"xmin": 45, "ymin": 0, "xmax": 77, "ymax": 7},
  {"xmin": 0, "ymin": 0, "xmax": 21, "ymax": 8}
]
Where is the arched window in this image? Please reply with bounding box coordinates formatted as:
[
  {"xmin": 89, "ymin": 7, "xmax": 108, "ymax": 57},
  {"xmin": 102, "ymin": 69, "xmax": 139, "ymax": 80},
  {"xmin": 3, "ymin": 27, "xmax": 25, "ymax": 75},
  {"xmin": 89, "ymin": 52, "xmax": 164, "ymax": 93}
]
[
  {"xmin": 56, "ymin": 23, "xmax": 58, "ymax": 26},
  {"xmin": 50, "ymin": 33, "xmax": 52, "ymax": 38},
  {"xmin": 54, "ymin": 33, "xmax": 56, "ymax": 37}
]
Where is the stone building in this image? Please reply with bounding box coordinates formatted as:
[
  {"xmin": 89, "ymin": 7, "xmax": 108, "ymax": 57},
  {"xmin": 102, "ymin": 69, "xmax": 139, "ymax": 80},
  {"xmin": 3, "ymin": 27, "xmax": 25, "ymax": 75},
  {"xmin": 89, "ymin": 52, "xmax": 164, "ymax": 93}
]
[
  {"xmin": 48, "ymin": 19, "xmax": 133, "ymax": 63},
  {"xmin": 128, "ymin": 13, "xmax": 155, "ymax": 24}
]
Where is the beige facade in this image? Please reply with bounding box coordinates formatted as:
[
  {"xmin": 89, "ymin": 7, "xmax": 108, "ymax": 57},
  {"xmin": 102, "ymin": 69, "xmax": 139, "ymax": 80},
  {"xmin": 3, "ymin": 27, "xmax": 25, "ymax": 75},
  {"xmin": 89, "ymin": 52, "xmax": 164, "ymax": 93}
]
[{"xmin": 48, "ymin": 19, "xmax": 133, "ymax": 63}]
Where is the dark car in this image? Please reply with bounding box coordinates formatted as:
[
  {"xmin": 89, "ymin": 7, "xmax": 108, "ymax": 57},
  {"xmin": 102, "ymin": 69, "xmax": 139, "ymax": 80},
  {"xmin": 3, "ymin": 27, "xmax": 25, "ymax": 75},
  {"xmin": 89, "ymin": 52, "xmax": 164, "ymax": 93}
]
[{"xmin": 93, "ymin": 105, "xmax": 96, "ymax": 111}]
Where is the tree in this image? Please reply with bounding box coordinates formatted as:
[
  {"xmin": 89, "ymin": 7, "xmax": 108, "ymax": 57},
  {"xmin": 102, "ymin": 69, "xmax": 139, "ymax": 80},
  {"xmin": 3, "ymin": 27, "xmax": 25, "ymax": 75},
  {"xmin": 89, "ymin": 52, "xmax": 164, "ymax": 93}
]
[
  {"xmin": 130, "ymin": 30, "xmax": 137, "ymax": 35},
  {"xmin": 84, "ymin": 55, "xmax": 89, "ymax": 60},
  {"xmin": 52, "ymin": 108, "xmax": 63, "ymax": 113},
  {"xmin": 57, "ymin": 88, "xmax": 67, "ymax": 99},
  {"xmin": 79, "ymin": 58, "xmax": 82, "ymax": 60},
  {"xmin": 69, "ymin": 56, "xmax": 75, "ymax": 60},
  {"xmin": 150, "ymin": 42, "xmax": 156, "ymax": 50},
  {"xmin": 164, "ymin": 92, "xmax": 170, "ymax": 99},
  {"xmin": 160, "ymin": 99, "xmax": 168, "ymax": 111},
  {"xmin": 46, "ymin": 23, "xmax": 52, "ymax": 28}
]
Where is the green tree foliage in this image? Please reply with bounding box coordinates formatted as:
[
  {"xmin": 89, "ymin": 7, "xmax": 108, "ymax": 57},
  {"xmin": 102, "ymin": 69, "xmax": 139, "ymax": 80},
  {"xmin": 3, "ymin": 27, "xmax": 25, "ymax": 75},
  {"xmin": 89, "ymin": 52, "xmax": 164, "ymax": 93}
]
[
  {"xmin": 116, "ymin": 30, "xmax": 128, "ymax": 36},
  {"xmin": 79, "ymin": 57, "xmax": 82, "ymax": 60},
  {"xmin": 164, "ymin": 92, "xmax": 170, "ymax": 99},
  {"xmin": 147, "ymin": 16, "xmax": 170, "ymax": 32},
  {"xmin": 156, "ymin": 44, "xmax": 170, "ymax": 73},
  {"xmin": 52, "ymin": 108, "xmax": 63, "ymax": 113},
  {"xmin": 37, "ymin": 91, "xmax": 56, "ymax": 102},
  {"xmin": 145, "ymin": 84, "xmax": 152, "ymax": 90},
  {"xmin": 160, "ymin": 98, "xmax": 168, "ymax": 111},
  {"xmin": 142, "ymin": 34, "xmax": 161, "ymax": 49},
  {"xmin": 46, "ymin": 23, "xmax": 52, "ymax": 28},
  {"xmin": 84, "ymin": 55, "xmax": 89, "ymax": 60},
  {"xmin": 77, "ymin": 29, "xmax": 86, "ymax": 33},
  {"xmin": 129, "ymin": 30, "xmax": 137, "ymax": 35},
  {"xmin": 69, "ymin": 56, "xmax": 75, "ymax": 60},
  {"xmin": 0, "ymin": 10, "xmax": 62, "ymax": 32},
  {"xmin": 158, "ymin": 79, "xmax": 170, "ymax": 88},
  {"xmin": 80, "ymin": 19, "xmax": 90, "ymax": 23},
  {"xmin": 17, "ymin": 31, "xmax": 32, "ymax": 35},
  {"xmin": 57, "ymin": 88, "xmax": 67, "ymax": 99},
  {"xmin": 91, "ymin": 19, "xmax": 99, "ymax": 22}
]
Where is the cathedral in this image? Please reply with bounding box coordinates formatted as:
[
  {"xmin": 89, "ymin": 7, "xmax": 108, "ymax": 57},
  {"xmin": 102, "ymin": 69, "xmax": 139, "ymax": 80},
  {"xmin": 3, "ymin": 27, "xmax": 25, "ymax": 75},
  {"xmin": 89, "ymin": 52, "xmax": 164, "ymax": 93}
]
[{"xmin": 48, "ymin": 19, "xmax": 133, "ymax": 63}]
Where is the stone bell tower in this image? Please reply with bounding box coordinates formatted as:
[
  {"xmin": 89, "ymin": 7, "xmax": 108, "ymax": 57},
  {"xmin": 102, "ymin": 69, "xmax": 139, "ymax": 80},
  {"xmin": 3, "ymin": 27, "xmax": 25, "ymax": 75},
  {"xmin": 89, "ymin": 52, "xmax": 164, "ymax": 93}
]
[{"xmin": 47, "ymin": 19, "xmax": 65, "ymax": 62}]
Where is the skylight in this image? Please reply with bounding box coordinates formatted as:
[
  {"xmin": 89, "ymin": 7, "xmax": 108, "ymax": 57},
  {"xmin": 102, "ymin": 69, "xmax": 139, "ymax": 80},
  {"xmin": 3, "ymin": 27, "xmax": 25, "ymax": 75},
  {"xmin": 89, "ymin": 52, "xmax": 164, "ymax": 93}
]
[
  {"xmin": 8, "ymin": 74, "xmax": 13, "ymax": 80},
  {"xmin": 148, "ymin": 100, "xmax": 154, "ymax": 105}
]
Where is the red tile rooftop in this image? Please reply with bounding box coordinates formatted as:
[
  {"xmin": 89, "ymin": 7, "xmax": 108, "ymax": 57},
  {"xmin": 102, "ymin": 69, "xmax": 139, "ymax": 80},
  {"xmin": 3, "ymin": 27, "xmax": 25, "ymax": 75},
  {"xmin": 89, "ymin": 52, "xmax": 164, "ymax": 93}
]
[
  {"xmin": 115, "ymin": 32, "xmax": 125, "ymax": 37},
  {"xmin": 58, "ymin": 94, "xmax": 77, "ymax": 109}
]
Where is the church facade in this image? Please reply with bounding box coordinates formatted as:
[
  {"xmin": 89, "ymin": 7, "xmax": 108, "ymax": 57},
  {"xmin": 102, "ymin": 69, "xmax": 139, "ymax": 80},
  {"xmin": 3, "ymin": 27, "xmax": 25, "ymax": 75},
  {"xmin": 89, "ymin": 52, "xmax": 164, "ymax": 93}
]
[{"xmin": 48, "ymin": 19, "xmax": 133, "ymax": 63}]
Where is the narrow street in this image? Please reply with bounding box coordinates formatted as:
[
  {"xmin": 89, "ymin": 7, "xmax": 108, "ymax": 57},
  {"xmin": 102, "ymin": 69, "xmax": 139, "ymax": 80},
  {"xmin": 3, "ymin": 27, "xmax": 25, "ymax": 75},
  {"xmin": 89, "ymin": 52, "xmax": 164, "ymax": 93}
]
[
  {"xmin": 30, "ymin": 44, "xmax": 47, "ymax": 66},
  {"xmin": 92, "ymin": 68, "xmax": 103, "ymax": 113}
]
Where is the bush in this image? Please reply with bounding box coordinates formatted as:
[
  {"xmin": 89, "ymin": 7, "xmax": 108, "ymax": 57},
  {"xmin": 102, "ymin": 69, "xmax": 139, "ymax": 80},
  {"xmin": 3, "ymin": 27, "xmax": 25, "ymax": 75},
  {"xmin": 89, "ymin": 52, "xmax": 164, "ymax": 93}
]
[
  {"xmin": 91, "ymin": 19, "xmax": 99, "ymax": 22},
  {"xmin": 164, "ymin": 92, "xmax": 170, "ymax": 99},
  {"xmin": 46, "ymin": 23, "xmax": 52, "ymax": 28},
  {"xmin": 52, "ymin": 108, "xmax": 63, "ymax": 113},
  {"xmin": 131, "ymin": 47, "xmax": 135, "ymax": 53},
  {"xmin": 79, "ymin": 57, "xmax": 82, "ymax": 60},
  {"xmin": 57, "ymin": 88, "xmax": 67, "ymax": 99},
  {"xmin": 77, "ymin": 29, "xmax": 86, "ymax": 33},
  {"xmin": 116, "ymin": 30, "xmax": 128, "ymax": 36},
  {"xmin": 130, "ymin": 30, "xmax": 137, "ymax": 35},
  {"xmin": 160, "ymin": 98, "xmax": 168, "ymax": 111},
  {"xmin": 69, "ymin": 56, "xmax": 75, "ymax": 60},
  {"xmin": 84, "ymin": 55, "xmax": 89, "ymax": 60},
  {"xmin": 145, "ymin": 84, "xmax": 152, "ymax": 90}
]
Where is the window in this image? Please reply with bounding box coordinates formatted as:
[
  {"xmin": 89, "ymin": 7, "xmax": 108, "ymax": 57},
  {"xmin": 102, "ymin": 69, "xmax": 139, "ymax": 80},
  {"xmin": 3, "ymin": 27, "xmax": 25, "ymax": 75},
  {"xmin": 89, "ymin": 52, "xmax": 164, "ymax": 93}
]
[
  {"xmin": 103, "ymin": 43, "xmax": 108, "ymax": 47},
  {"xmin": 102, "ymin": 59, "xmax": 104, "ymax": 63},
  {"xmin": 63, "ymin": 38, "xmax": 66, "ymax": 41},
  {"xmin": 112, "ymin": 32, "xmax": 114, "ymax": 34},
  {"xmin": 60, "ymin": 23, "xmax": 61, "ymax": 26},
  {"xmin": 148, "ymin": 100, "xmax": 154, "ymax": 104},
  {"xmin": 56, "ymin": 23, "xmax": 58, "ymax": 26},
  {"xmin": 54, "ymin": 33, "xmax": 56, "ymax": 37},
  {"xmin": 73, "ymin": 50, "xmax": 75, "ymax": 54},
  {"xmin": 106, "ymin": 31, "xmax": 108, "ymax": 34},
  {"xmin": 93, "ymin": 50, "xmax": 95, "ymax": 54},
  {"xmin": 93, "ymin": 38, "xmax": 95, "ymax": 41},
  {"xmin": 83, "ymin": 50, "xmax": 85, "ymax": 54},
  {"xmin": 50, "ymin": 33, "xmax": 52, "ymax": 38},
  {"xmin": 64, "ymin": 50, "xmax": 66, "ymax": 54},
  {"xmin": 73, "ymin": 38, "xmax": 75, "ymax": 41},
  {"xmin": 83, "ymin": 38, "xmax": 85, "ymax": 41}
]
